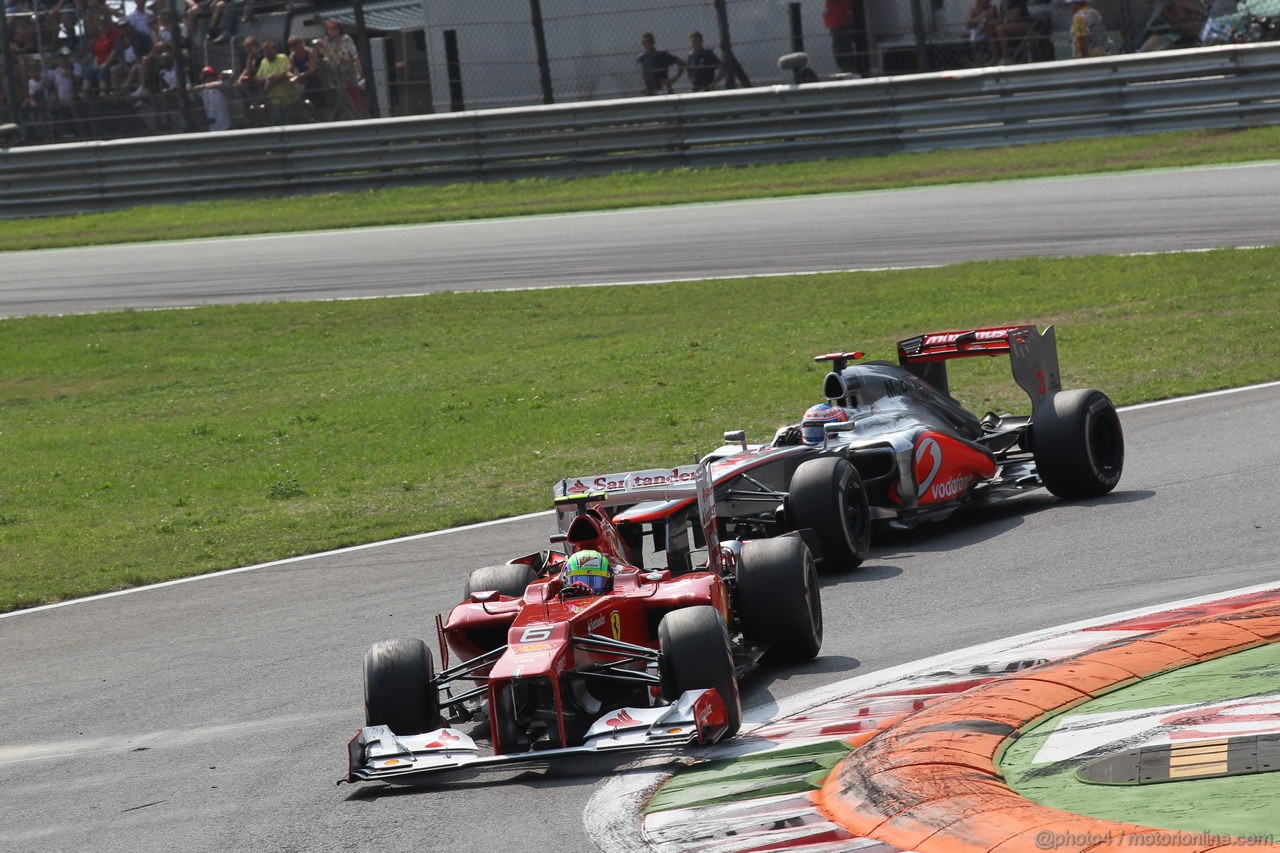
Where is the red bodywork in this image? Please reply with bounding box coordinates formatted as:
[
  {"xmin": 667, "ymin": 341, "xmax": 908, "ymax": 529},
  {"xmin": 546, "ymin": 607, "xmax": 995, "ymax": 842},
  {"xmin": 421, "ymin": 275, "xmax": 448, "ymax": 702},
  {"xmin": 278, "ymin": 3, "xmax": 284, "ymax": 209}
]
[
  {"xmin": 440, "ymin": 508, "xmax": 732, "ymax": 754},
  {"xmin": 897, "ymin": 324, "xmax": 1032, "ymax": 362},
  {"xmin": 889, "ymin": 430, "xmax": 999, "ymax": 506}
]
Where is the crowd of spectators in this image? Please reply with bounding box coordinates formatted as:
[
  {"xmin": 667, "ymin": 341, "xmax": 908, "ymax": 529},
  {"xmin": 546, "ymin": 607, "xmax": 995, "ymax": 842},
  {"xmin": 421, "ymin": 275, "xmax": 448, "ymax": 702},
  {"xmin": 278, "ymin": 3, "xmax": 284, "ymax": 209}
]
[
  {"xmin": 7, "ymin": 0, "xmax": 1280, "ymax": 145},
  {"xmin": 2, "ymin": 0, "xmax": 367, "ymax": 143},
  {"xmin": 958, "ymin": 0, "xmax": 1280, "ymax": 70}
]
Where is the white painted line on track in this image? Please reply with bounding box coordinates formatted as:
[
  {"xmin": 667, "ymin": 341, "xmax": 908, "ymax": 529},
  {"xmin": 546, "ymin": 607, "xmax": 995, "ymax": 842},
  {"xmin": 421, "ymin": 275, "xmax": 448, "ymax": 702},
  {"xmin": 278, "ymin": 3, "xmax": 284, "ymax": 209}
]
[
  {"xmin": 0, "ymin": 509, "xmax": 552, "ymax": 620},
  {"xmin": 22, "ymin": 158, "xmax": 1279, "ymax": 254},
  {"xmin": 5, "ymin": 381, "xmax": 1276, "ymax": 621},
  {"xmin": 8, "ymin": 245, "xmax": 1273, "ymax": 319},
  {"xmin": 239, "ymin": 244, "xmax": 1277, "ymax": 303},
  {"xmin": 1119, "ymin": 380, "xmax": 1280, "ymax": 411}
]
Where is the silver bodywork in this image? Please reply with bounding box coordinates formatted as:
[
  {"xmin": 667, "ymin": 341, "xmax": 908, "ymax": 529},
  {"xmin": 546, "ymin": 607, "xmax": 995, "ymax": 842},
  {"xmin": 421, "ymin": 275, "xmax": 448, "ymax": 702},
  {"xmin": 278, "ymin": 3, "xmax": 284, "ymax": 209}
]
[{"xmin": 561, "ymin": 326, "xmax": 1065, "ymax": 549}]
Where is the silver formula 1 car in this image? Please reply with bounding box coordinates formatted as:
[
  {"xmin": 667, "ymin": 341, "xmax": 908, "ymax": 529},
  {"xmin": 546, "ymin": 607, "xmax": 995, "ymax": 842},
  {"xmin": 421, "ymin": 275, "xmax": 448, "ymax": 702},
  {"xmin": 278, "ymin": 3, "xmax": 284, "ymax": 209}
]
[{"xmin": 557, "ymin": 324, "xmax": 1124, "ymax": 573}]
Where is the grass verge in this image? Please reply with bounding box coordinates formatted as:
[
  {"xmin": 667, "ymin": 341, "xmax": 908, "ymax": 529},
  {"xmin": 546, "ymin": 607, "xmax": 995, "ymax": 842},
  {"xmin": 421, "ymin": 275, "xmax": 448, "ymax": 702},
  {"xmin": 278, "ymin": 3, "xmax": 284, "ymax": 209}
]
[
  {"xmin": 3, "ymin": 126, "xmax": 1280, "ymax": 252},
  {"xmin": 2, "ymin": 247, "xmax": 1277, "ymax": 612}
]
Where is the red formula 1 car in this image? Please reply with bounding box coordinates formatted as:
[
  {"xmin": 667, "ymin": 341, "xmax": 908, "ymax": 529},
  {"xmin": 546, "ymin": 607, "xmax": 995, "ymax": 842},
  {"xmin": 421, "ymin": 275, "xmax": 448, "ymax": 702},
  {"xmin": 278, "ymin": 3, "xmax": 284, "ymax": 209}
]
[
  {"xmin": 558, "ymin": 324, "xmax": 1124, "ymax": 573},
  {"xmin": 345, "ymin": 467, "xmax": 822, "ymax": 784}
]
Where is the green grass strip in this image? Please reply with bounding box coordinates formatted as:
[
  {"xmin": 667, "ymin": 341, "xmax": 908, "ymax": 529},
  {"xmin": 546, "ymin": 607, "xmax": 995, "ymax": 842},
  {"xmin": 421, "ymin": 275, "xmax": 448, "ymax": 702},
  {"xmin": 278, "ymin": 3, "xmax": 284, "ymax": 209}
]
[
  {"xmin": 1, "ymin": 248, "xmax": 1277, "ymax": 611},
  {"xmin": 4, "ymin": 126, "xmax": 1280, "ymax": 251}
]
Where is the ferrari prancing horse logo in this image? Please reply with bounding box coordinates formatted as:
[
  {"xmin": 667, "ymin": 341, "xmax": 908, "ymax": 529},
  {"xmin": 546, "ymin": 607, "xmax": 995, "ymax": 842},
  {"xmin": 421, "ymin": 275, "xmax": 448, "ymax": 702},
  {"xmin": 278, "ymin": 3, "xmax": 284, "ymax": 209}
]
[{"xmin": 610, "ymin": 611, "xmax": 622, "ymax": 640}]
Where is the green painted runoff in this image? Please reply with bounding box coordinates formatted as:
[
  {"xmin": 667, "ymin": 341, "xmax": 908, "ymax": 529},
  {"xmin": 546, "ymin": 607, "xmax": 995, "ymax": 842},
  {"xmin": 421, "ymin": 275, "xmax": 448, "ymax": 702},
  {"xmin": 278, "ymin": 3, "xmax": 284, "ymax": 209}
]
[{"xmin": 1001, "ymin": 643, "xmax": 1280, "ymax": 837}]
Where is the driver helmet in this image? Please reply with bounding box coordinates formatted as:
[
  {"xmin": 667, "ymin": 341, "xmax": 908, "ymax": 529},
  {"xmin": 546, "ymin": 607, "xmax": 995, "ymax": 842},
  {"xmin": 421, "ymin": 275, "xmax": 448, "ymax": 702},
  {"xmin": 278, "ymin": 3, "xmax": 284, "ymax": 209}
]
[
  {"xmin": 800, "ymin": 402, "xmax": 849, "ymax": 446},
  {"xmin": 562, "ymin": 549, "xmax": 612, "ymax": 595}
]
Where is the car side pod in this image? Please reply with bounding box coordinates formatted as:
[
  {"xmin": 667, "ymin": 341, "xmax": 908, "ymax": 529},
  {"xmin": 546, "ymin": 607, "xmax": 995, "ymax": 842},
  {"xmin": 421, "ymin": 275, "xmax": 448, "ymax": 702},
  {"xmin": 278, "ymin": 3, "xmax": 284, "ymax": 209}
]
[{"xmin": 342, "ymin": 689, "xmax": 726, "ymax": 785}]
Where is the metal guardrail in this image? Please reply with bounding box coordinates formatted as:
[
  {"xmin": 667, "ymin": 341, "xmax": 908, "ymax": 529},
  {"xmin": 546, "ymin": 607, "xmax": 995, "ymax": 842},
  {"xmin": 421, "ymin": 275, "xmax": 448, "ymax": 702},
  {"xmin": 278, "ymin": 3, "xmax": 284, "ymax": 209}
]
[{"xmin": 4, "ymin": 42, "xmax": 1280, "ymax": 219}]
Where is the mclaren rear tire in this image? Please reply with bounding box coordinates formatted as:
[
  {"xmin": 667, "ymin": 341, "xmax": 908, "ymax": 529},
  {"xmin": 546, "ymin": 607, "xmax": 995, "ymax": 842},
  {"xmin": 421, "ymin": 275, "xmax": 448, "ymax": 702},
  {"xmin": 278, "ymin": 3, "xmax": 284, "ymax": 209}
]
[
  {"xmin": 462, "ymin": 562, "xmax": 537, "ymax": 600},
  {"xmin": 1032, "ymin": 389, "xmax": 1124, "ymax": 499},
  {"xmin": 736, "ymin": 536, "xmax": 822, "ymax": 663},
  {"xmin": 658, "ymin": 606, "xmax": 742, "ymax": 738},
  {"xmin": 788, "ymin": 455, "xmax": 871, "ymax": 570},
  {"xmin": 364, "ymin": 637, "xmax": 442, "ymax": 736}
]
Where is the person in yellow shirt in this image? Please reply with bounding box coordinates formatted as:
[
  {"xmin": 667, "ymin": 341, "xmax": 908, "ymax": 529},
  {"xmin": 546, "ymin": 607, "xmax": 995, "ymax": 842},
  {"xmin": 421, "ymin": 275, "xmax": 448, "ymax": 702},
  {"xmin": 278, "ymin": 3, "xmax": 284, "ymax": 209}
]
[{"xmin": 257, "ymin": 40, "xmax": 302, "ymax": 124}]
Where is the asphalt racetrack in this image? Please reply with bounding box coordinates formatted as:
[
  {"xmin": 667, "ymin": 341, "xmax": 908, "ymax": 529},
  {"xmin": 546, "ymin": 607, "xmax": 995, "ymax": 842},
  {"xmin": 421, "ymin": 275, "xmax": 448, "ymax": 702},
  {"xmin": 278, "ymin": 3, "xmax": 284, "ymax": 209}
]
[
  {"xmin": 1, "ymin": 169, "xmax": 1279, "ymax": 853},
  {"xmin": 2, "ymin": 161, "xmax": 1280, "ymax": 316}
]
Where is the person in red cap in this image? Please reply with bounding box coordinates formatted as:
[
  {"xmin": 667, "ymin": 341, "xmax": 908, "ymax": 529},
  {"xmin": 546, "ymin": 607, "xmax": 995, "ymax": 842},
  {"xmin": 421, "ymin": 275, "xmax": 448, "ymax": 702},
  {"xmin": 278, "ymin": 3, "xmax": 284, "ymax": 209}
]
[{"xmin": 188, "ymin": 65, "xmax": 232, "ymax": 131}]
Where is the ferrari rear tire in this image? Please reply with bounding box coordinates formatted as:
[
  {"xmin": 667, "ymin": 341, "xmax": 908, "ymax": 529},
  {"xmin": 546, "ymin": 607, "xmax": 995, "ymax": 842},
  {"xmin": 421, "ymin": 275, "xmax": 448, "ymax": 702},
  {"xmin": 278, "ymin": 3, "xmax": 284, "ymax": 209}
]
[
  {"xmin": 1032, "ymin": 389, "xmax": 1124, "ymax": 499},
  {"xmin": 462, "ymin": 562, "xmax": 537, "ymax": 600},
  {"xmin": 736, "ymin": 536, "xmax": 822, "ymax": 662},
  {"xmin": 658, "ymin": 606, "xmax": 742, "ymax": 738},
  {"xmin": 364, "ymin": 637, "xmax": 442, "ymax": 736},
  {"xmin": 788, "ymin": 456, "xmax": 871, "ymax": 570}
]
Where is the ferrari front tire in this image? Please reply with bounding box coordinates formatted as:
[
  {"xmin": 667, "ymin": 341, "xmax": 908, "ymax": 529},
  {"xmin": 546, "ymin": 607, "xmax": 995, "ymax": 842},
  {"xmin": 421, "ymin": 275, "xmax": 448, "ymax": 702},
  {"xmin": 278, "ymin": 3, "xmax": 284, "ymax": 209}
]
[
  {"xmin": 658, "ymin": 606, "xmax": 742, "ymax": 738},
  {"xmin": 364, "ymin": 637, "xmax": 442, "ymax": 736},
  {"xmin": 736, "ymin": 536, "xmax": 822, "ymax": 662}
]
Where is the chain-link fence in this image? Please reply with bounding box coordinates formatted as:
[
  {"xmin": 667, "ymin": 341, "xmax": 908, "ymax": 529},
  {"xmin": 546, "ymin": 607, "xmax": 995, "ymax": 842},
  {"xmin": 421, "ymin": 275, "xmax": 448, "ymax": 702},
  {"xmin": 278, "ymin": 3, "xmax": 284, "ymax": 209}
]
[
  {"xmin": 413, "ymin": 0, "xmax": 835, "ymax": 110},
  {"xmin": 0, "ymin": 0, "xmax": 335, "ymax": 145},
  {"xmin": 2, "ymin": 0, "xmax": 1250, "ymax": 146},
  {"xmin": 360, "ymin": 0, "xmax": 1104, "ymax": 113}
]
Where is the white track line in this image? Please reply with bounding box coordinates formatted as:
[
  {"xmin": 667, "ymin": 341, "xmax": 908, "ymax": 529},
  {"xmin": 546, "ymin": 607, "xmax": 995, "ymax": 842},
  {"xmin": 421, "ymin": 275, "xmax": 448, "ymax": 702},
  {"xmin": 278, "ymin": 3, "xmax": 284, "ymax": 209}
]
[
  {"xmin": 0, "ymin": 510, "xmax": 552, "ymax": 620},
  {"xmin": 1119, "ymin": 380, "xmax": 1280, "ymax": 411}
]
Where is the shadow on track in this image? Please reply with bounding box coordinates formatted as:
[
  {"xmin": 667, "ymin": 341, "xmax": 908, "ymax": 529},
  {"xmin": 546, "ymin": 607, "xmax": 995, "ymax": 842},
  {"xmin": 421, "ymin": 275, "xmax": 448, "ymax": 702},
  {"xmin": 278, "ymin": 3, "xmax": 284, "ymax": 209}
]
[{"xmin": 867, "ymin": 488, "xmax": 1155, "ymax": 560}]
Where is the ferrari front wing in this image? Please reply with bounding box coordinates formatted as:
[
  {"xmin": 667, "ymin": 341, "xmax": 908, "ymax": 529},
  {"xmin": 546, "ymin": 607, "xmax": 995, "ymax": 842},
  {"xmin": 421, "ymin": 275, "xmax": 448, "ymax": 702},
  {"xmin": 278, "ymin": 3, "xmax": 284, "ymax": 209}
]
[{"xmin": 345, "ymin": 688, "xmax": 728, "ymax": 784}]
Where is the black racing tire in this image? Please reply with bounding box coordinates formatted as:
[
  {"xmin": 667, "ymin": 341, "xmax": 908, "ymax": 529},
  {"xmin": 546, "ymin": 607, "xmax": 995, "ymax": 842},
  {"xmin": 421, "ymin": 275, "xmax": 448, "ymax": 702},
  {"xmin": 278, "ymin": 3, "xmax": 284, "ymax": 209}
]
[
  {"xmin": 461, "ymin": 562, "xmax": 537, "ymax": 600},
  {"xmin": 736, "ymin": 536, "xmax": 823, "ymax": 663},
  {"xmin": 658, "ymin": 606, "xmax": 742, "ymax": 739},
  {"xmin": 788, "ymin": 455, "xmax": 871, "ymax": 570},
  {"xmin": 363, "ymin": 637, "xmax": 442, "ymax": 736},
  {"xmin": 1032, "ymin": 389, "xmax": 1125, "ymax": 499}
]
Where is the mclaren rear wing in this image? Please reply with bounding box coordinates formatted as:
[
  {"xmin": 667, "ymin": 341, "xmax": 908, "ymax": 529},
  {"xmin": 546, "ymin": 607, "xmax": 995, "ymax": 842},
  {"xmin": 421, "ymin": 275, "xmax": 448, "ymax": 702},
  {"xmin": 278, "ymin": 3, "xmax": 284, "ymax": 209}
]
[{"xmin": 896, "ymin": 324, "xmax": 1062, "ymax": 409}]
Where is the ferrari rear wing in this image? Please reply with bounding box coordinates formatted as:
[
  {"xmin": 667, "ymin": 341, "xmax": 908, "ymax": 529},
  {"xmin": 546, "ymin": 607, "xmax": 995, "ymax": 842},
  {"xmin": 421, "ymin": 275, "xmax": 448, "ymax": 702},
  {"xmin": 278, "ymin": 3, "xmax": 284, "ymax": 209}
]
[
  {"xmin": 554, "ymin": 466, "xmax": 701, "ymax": 504},
  {"xmin": 554, "ymin": 462, "xmax": 722, "ymax": 572},
  {"xmin": 896, "ymin": 324, "xmax": 1061, "ymax": 409}
]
